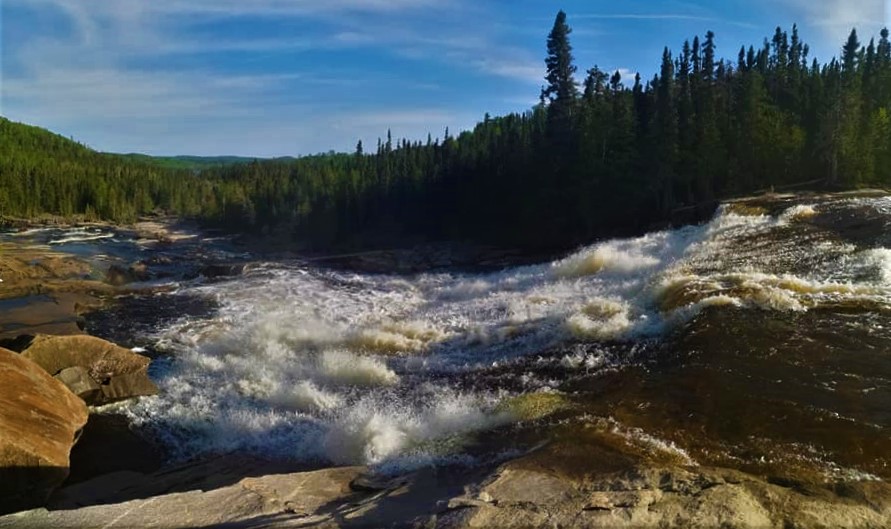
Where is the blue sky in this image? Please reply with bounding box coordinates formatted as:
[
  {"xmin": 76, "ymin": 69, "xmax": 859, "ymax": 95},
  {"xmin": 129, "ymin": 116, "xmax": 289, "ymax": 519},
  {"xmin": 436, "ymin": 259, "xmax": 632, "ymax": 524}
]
[{"xmin": 2, "ymin": 0, "xmax": 889, "ymax": 157}]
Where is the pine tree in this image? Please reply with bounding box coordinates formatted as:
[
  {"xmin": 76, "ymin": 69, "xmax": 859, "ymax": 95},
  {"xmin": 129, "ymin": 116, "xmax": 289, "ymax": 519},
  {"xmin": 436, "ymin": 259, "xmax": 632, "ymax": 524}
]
[{"xmin": 541, "ymin": 10, "xmax": 579, "ymax": 107}]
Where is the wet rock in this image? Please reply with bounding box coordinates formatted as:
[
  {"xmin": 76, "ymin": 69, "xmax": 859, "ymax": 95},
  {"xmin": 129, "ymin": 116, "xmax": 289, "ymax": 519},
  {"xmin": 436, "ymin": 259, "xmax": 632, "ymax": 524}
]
[
  {"xmin": 0, "ymin": 347, "xmax": 88, "ymax": 515},
  {"xmin": 21, "ymin": 335, "xmax": 157, "ymax": 405},
  {"xmin": 104, "ymin": 263, "xmax": 148, "ymax": 286},
  {"xmin": 182, "ymin": 262, "xmax": 246, "ymax": 281},
  {"xmin": 197, "ymin": 263, "xmax": 246, "ymax": 279},
  {"xmin": 53, "ymin": 366, "xmax": 101, "ymax": 404}
]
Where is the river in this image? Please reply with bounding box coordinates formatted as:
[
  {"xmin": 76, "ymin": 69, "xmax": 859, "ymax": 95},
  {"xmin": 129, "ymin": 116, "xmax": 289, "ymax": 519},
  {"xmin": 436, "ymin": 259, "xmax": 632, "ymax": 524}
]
[{"xmin": 5, "ymin": 192, "xmax": 890, "ymax": 486}]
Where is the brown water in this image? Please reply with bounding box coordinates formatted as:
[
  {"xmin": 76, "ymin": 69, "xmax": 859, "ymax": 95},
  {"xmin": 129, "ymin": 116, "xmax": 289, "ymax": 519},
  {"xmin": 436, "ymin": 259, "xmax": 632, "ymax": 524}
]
[{"xmin": 556, "ymin": 193, "xmax": 891, "ymax": 483}]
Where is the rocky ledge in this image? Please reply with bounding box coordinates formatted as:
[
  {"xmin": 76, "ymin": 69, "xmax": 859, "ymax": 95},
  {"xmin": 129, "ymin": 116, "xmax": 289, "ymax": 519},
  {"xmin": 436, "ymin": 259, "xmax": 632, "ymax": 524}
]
[{"xmin": 1, "ymin": 451, "xmax": 889, "ymax": 528}]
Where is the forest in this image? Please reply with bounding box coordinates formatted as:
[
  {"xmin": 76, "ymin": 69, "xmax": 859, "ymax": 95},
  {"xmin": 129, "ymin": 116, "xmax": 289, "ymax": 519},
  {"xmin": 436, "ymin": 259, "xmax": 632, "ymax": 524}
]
[{"xmin": 2, "ymin": 12, "xmax": 890, "ymax": 252}]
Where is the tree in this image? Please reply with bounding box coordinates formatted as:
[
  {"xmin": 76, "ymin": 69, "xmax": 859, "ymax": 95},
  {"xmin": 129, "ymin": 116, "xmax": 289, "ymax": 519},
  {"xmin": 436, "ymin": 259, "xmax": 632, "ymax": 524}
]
[
  {"xmin": 542, "ymin": 10, "xmax": 580, "ymax": 155},
  {"xmin": 842, "ymin": 29, "xmax": 860, "ymax": 75},
  {"xmin": 541, "ymin": 10, "xmax": 579, "ymax": 108},
  {"xmin": 655, "ymin": 47, "xmax": 679, "ymax": 212},
  {"xmin": 583, "ymin": 66, "xmax": 608, "ymax": 101}
]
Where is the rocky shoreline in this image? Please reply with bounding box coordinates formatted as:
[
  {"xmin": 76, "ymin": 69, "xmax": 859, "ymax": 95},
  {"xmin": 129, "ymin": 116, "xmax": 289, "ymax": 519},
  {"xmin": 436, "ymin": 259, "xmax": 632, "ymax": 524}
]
[{"xmin": 3, "ymin": 445, "xmax": 889, "ymax": 528}]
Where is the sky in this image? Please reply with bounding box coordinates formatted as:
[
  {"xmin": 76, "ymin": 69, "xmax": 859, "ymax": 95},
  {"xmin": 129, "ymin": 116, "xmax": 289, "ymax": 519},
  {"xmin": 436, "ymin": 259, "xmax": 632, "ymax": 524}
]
[{"xmin": 2, "ymin": 0, "xmax": 889, "ymax": 157}]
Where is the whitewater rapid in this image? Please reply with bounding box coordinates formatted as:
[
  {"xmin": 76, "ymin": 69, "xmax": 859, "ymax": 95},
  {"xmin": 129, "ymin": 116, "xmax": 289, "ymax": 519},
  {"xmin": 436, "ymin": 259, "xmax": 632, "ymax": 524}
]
[{"xmin": 116, "ymin": 195, "xmax": 891, "ymax": 473}]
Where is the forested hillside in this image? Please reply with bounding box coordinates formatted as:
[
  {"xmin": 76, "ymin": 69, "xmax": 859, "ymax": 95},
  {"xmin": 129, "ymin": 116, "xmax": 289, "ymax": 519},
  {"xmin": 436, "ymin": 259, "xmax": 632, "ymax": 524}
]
[
  {"xmin": 2, "ymin": 12, "xmax": 890, "ymax": 251},
  {"xmin": 0, "ymin": 118, "xmax": 212, "ymax": 221}
]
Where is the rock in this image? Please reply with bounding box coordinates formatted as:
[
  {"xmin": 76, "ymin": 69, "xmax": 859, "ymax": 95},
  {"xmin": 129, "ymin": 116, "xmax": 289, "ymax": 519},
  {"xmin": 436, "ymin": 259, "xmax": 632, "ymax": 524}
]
[
  {"xmin": 3, "ymin": 450, "xmax": 890, "ymax": 527},
  {"xmin": 198, "ymin": 263, "xmax": 245, "ymax": 279},
  {"xmin": 104, "ymin": 263, "xmax": 148, "ymax": 286},
  {"xmin": 21, "ymin": 335, "xmax": 157, "ymax": 404},
  {"xmin": 65, "ymin": 414, "xmax": 163, "ymax": 486},
  {"xmin": 0, "ymin": 334, "xmax": 35, "ymax": 353},
  {"xmin": 54, "ymin": 367, "xmax": 101, "ymax": 404},
  {"xmin": 0, "ymin": 347, "xmax": 88, "ymax": 515},
  {"xmin": 4, "ymin": 464, "xmax": 363, "ymax": 528},
  {"xmin": 448, "ymin": 461, "xmax": 891, "ymax": 529}
]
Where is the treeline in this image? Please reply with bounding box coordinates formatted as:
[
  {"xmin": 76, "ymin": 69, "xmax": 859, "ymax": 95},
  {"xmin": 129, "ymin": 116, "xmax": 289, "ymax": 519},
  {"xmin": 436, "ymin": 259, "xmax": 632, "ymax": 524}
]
[
  {"xmin": 2, "ymin": 13, "xmax": 890, "ymax": 252},
  {"xmin": 200, "ymin": 14, "xmax": 891, "ymax": 250}
]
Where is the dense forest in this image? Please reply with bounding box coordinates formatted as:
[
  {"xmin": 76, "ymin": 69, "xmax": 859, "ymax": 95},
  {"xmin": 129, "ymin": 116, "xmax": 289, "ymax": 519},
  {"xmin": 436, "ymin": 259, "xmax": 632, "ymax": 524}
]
[{"xmin": 2, "ymin": 12, "xmax": 890, "ymax": 251}]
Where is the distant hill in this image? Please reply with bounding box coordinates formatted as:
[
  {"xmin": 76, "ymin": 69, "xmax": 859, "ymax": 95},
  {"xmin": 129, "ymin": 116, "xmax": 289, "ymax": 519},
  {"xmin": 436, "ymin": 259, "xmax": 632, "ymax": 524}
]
[
  {"xmin": 115, "ymin": 153, "xmax": 296, "ymax": 171},
  {"xmin": 0, "ymin": 116, "xmax": 212, "ymax": 222}
]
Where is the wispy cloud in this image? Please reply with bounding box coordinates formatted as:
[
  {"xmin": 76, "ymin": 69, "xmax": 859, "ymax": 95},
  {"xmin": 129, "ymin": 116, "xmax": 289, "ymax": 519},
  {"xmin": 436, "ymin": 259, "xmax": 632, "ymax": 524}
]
[
  {"xmin": 1, "ymin": 0, "xmax": 532, "ymax": 155},
  {"xmin": 572, "ymin": 12, "xmax": 758, "ymax": 29},
  {"xmin": 775, "ymin": 0, "xmax": 886, "ymax": 46}
]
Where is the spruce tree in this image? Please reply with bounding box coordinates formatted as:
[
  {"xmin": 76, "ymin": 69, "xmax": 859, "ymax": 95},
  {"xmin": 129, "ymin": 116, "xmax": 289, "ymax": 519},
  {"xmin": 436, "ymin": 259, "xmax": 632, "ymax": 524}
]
[{"xmin": 541, "ymin": 10, "xmax": 579, "ymax": 106}]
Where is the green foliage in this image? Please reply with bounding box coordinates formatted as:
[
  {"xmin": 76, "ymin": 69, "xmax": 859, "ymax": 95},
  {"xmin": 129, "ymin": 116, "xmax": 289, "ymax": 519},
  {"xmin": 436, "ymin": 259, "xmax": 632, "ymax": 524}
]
[{"xmin": 2, "ymin": 15, "xmax": 890, "ymax": 254}]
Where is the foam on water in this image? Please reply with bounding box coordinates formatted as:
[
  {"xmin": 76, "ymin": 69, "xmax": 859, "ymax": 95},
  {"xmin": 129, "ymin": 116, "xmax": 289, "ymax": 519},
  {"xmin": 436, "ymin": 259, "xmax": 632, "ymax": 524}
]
[
  {"xmin": 122, "ymin": 196, "xmax": 891, "ymax": 471},
  {"xmin": 779, "ymin": 203, "xmax": 817, "ymax": 222},
  {"xmin": 48, "ymin": 228, "xmax": 116, "ymax": 245}
]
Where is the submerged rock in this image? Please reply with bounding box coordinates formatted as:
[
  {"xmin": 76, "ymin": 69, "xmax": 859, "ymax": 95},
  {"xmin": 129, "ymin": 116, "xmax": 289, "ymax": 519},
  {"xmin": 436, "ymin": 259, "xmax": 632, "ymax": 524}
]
[
  {"xmin": 0, "ymin": 347, "xmax": 88, "ymax": 515},
  {"xmin": 197, "ymin": 263, "xmax": 245, "ymax": 279},
  {"xmin": 104, "ymin": 263, "xmax": 148, "ymax": 286},
  {"xmin": 21, "ymin": 335, "xmax": 157, "ymax": 405}
]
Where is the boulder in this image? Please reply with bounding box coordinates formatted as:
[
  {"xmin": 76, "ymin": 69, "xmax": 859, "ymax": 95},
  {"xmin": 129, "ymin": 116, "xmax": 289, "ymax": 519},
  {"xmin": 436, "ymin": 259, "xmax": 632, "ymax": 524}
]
[
  {"xmin": 104, "ymin": 263, "xmax": 148, "ymax": 286},
  {"xmin": 21, "ymin": 335, "xmax": 157, "ymax": 405},
  {"xmin": 0, "ymin": 347, "xmax": 88, "ymax": 515}
]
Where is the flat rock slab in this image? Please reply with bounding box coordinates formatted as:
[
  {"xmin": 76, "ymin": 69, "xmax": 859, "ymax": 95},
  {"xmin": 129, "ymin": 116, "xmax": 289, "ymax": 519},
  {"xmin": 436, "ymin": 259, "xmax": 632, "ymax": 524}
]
[
  {"xmin": 449, "ymin": 462, "xmax": 891, "ymax": 529},
  {"xmin": 4, "ymin": 454, "xmax": 891, "ymax": 528},
  {"xmin": 1, "ymin": 466, "xmax": 364, "ymax": 529},
  {"xmin": 0, "ymin": 347, "xmax": 88, "ymax": 515},
  {"xmin": 21, "ymin": 334, "xmax": 157, "ymax": 405}
]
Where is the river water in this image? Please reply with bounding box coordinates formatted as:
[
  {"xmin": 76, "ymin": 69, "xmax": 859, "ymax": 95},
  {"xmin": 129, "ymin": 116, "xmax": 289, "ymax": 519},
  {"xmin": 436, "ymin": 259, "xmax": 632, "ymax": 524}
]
[{"xmin": 8, "ymin": 193, "xmax": 891, "ymax": 483}]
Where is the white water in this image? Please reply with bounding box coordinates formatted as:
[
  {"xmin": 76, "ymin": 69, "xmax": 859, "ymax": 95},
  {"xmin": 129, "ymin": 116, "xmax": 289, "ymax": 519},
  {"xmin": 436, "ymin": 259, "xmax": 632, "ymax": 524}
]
[
  {"xmin": 122, "ymin": 196, "xmax": 891, "ymax": 472},
  {"xmin": 47, "ymin": 228, "xmax": 115, "ymax": 245}
]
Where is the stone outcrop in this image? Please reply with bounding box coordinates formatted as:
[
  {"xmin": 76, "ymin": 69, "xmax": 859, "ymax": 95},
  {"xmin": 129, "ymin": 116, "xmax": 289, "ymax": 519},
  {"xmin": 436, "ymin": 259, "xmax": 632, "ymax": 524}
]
[
  {"xmin": 0, "ymin": 347, "xmax": 88, "ymax": 515},
  {"xmin": 444, "ymin": 463, "xmax": 891, "ymax": 529},
  {"xmin": 21, "ymin": 335, "xmax": 157, "ymax": 405},
  {"xmin": 3, "ymin": 454, "xmax": 890, "ymax": 527},
  {"xmin": 1, "ymin": 463, "xmax": 364, "ymax": 528}
]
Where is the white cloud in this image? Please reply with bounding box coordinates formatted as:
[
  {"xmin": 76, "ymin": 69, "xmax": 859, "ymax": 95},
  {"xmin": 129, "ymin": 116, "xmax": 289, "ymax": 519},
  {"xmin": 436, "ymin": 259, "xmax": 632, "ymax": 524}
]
[
  {"xmin": 615, "ymin": 68, "xmax": 638, "ymax": 87},
  {"xmin": 572, "ymin": 12, "xmax": 758, "ymax": 29},
  {"xmin": 0, "ymin": 0, "xmax": 540, "ymax": 155},
  {"xmin": 471, "ymin": 58, "xmax": 542, "ymax": 84},
  {"xmin": 779, "ymin": 0, "xmax": 886, "ymax": 45}
]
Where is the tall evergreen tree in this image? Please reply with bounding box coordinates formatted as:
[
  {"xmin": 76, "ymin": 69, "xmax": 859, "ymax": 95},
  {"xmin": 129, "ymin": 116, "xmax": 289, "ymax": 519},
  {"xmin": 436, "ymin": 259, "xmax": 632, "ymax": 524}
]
[{"xmin": 541, "ymin": 10, "xmax": 579, "ymax": 106}]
